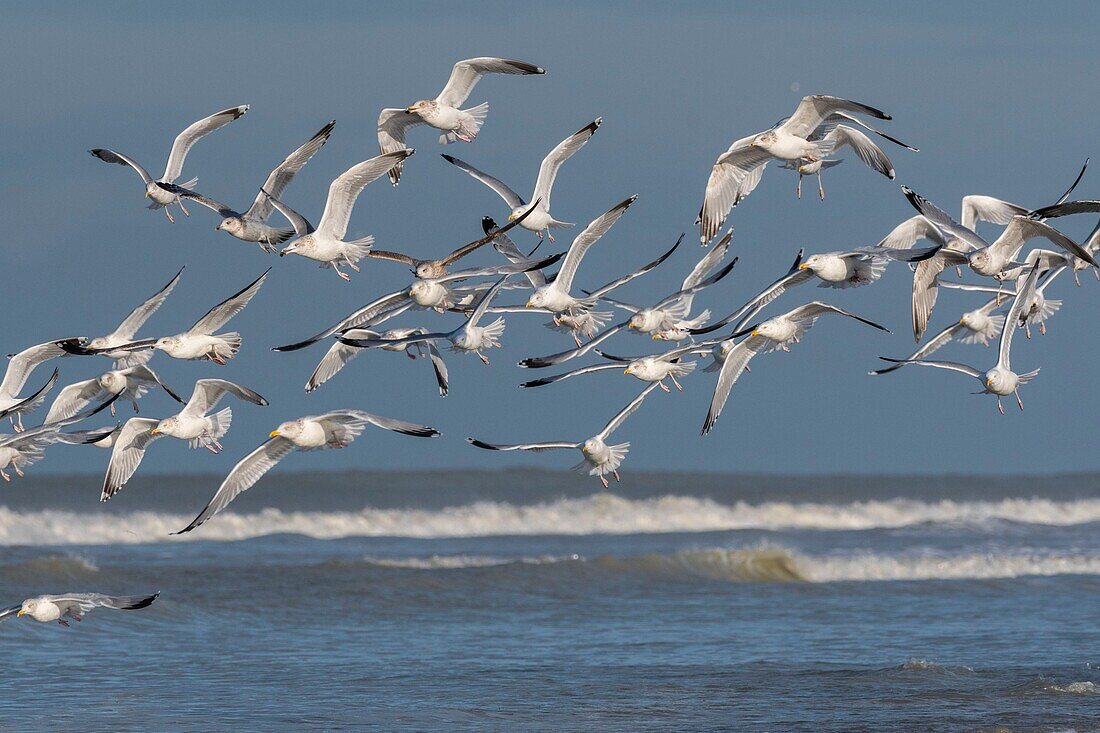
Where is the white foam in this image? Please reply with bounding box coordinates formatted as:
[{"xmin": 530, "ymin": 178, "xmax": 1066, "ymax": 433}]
[{"xmin": 1, "ymin": 494, "xmax": 1099, "ymax": 545}]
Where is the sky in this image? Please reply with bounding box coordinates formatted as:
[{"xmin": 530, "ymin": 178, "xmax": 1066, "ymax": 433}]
[{"xmin": 2, "ymin": 2, "xmax": 1099, "ymax": 477}]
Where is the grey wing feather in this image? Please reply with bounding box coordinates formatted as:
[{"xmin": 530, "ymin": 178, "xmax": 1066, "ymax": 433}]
[
  {"xmin": 531, "ymin": 118, "xmax": 601, "ymax": 209},
  {"xmin": 902, "ymin": 187, "xmax": 989, "ymax": 251},
  {"xmin": 110, "ymin": 267, "xmax": 185, "ymax": 341},
  {"xmin": 598, "ymin": 383, "xmax": 659, "ymax": 440},
  {"xmin": 189, "ymin": 270, "xmax": 269, "ymax": 335},
  {"xmin": 556, "ymin": 195, "xmax": 639, "ymax": 292},
  {"xmin": 89, "ymin": 148, "xmax": 152, "ymax": 184},
  {"xmin": 100, "ymin": 417, "xmax": 161, "ymax": 501},
  {"xmin": 999, "ymin": 265, "xmax": 1041, "ymax": 370},
  {"xmin": 162, "ymin": 105, "xmax": 249, "ymax": 183},
  {"xmin": 376, "ymin": 110, "xmax": 423, "ymax": 185},
  {"xmin": 437, "ymin": 57, "xmax": 544, "ymax": 108},
  {"xmin": 318, "ymin": 151, "xmax": 413, "ymax": 239},
  {"xmin": 182, "ymin": 378, "xmax": 267, "ymax": 418},
  {"xmin": 782, "ymin": 95, "xmax": 890, "ymax": 138},
  {"xmin": 467, "ymin": 437, "xmax": 578, "ymax": 452},
  {"xmin": 702, "ymin": 335, "xmax": 768, "ymax": 434},
  {"xmin": 247, "ymin": 120, "xmax": 336, "ymax": 220},
  {"xmin": 442, "ymin": 154, "xmax": 524, "ymax": 208},
  {"xmin": 263, "ymin": 193, "xmax": 314, "ymax": 236},
  {"xmin": 272, "ymin": 291, "xmax": 412, "ymax": 351}
]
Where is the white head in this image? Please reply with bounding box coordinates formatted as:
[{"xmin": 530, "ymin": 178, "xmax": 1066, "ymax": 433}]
[
  {"xmin": 279, "ymin": 237, "xmax": 309, "ymax": 257},
  {"xmin": 751, "ymin": 130, "xmax": 779, "ymax": 149},
  {"xmin": 581, "ymin": 438, "xmax": 602, "ymax": 456},
  {"xmin": 959, "ymin": 310, "xmax": 988, "ymax": 331},
  {"xmin": 799, "ymin": 254, "xmax": 825, "ymax": 273},
  {"xmin": 269, "ymin": 419, "xmax": 305, "ymax": 441},
  {"xmin": 526, "ymin": 289, "xmax": 549, "ymax": 309},
  {"xmin": 144, "ymin": 181, "xmax": 159, "ymax": 198},
  {"xmin": 150, "ymin": 416, "xmax": 180, "ymax": 438},
  {"xmin": 17, "ymin": 597, "xmax": 45, "ymax": 619},
  {"xmin": 751, "ymin": 317, "xmax": 787, "ymax": 341},
  {"xmin": 217, "ymin": 217, "xmax": 244, "ymax": 236},
  {"xmin": 968, "ymin": 250, "xmax": 993, "ymax": 273},
  {"xmin": 154, "ymin": 336, "xmax": 179, "ymax": 352},
  {"xmin": 507, "ymin": 205, "xmax": 528, "ymax": 223},
  {"xmin": 628, "ymin": 310, "xmax": 661, "ymax": 333},
  {"xmin": 409, "ymin": 280, "xmax": 445, "ymax": 306},
  {"xmin": 406, "ymin": 100, "xmax": 436, "ymax": 116},
  {"xmin": 97, "ymin": 371, "xmax": 126, "ymax": 393},
  {"xmin": 414, "ymin": 262, "xmax": 436, "ymax": 279},
  {"xmin": 984, "ymin": 367, "xmax": 1017, "ymax": 395}
]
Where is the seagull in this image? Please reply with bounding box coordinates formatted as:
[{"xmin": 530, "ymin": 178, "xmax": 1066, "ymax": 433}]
[
  {"xmin": 45, "ymin": 364, "xmax": 183, "ymax": 422},
  {"xmin": 519, "ymin": 234, "xmax": 737, "ymax": 368},
  {"xmin": 0, "ymin": 395, "xmax": 120, "ymax": 481},
  {"xmin": 305, "ymin": 327, "xmax": 449, "ymax": 396},
  {"xmin": 878, "ymin": 265, "xmax": 1043, "ymax": 415},
  {"xmin": 175, "ymin": 411, "xmax": 441, "ymax": 533},
  {"xmin": 698, "ymin": 96, "xmax": 915, "ymax": 244},
  {"xmin": 520, "ymin": 346, "xmax": 699, "ymax": 393},
  {"xmin": 90, "ymin": 105, "xmax": 249, "ymax": 222},
  {"xmin": 264, "ymin": 150, "xmax": 412, "ymax": 281},
  {"xmin": 363, "ymin": 204, "xmax": 538, "ymax": 278},
  {"xmin": 871, "ymin": 295, "xmax": 1007, "ymax": 377},
  {"xmin": 442, "ymin": 117, "xmax": 602, "ymax": 240},
  {"xmin": 73, "ymin": 267, "xmax": 184, "ymax": 368},
  {"xmin": 780, "ymin": 158, "xmax": 843, "ymax": 200},
  {"xmin": 939, "ymin": 264, "xmax": 1066, "ymax": 338},
  {"xmin": 180, "ymin": 120, "xmax": 336, "ymax": 252},
  {"xmin": 0, "ymin": 340, "xmax": 72, "ymax": 430},
  {"xmin": 100, "ymin": 379, "xmax": 269, "ymax": 501},
  {"xmin": 484, "ymin": 214, "xmax": 679, "ymax": 346},
  {"xmin": 468, "ymin": 383, "xmax": 660, "ymax": 488},
  {"xmin": 377, "ymin": 57, "xmax": 545, "ymax": 185},
  {"xmin": 337, "ymin": 277, "xmax": 510, "ymax": 366},
  {"xmin": 270, "ymin": 256, "xmax": 561, "ymax": 353},
  {"xmin": 702, "ymin": 303, "xmax": 891, "ymax": 434},
  {"xmin": 901, "ymin": 188, "xmax": 1096, "ymax": 278},
  {"xmin": 71, "ymin": 270, "xmax": 269, "ymax": 365},
  {"xmin": 689, "ymin": 248, "xmax": 808, "ymax": 338},
  {"xmin": 1, "ymin": 592, "xmax": 158, "ymax": 627}
]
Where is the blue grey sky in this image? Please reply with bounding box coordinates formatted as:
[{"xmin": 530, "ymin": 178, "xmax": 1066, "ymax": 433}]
[{"xmin": 3, "ymin": 2, "xmax": 1099, "ymax": 476}]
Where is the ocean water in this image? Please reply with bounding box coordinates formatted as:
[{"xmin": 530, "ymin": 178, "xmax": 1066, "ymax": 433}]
[{"xmin": 2, "ymin": 470, "xmax": 1098, "ymax": 732}]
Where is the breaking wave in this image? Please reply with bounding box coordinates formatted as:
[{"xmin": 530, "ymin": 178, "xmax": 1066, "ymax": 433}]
[{"xmin": 1, "ymin": 494, "xmax": 1099, "ymax": 545}]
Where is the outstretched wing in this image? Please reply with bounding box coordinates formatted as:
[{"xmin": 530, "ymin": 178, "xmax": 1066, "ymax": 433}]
[
  {"xmin": 441, "ymin": 154, "xmax": 524, "ymax": 208},
  {"xmin": 246, "ymin": 120, "xmax": 336, "ymax": 221},
  {"xmin": 110, "ymin": 267, "xmax": 185, "ymax": 341},
  {"xmin": 518, "ymin": 321, "xmax": 630, "ymax": 369},
  {"xmin": 597, "ymin": 383, "xmax": 660, "ymax": 440},
  {"xmin": 990, "ymin": 216, "xmax": 1097, "ymax": 267},
  {"xmin": 162, "ymin": 105, "xmax": 249, "ymax": 183},
  {"xmin": 317, "ymin": 150, "xmax": 413, "ymax": 239},
  {"xmin": 272, "ymin": 290, "xmax": 412, "ymax": 352},
  {"xmin": 376, "ymin": 110, "xmax": 423, "ymax": 186},
  {"xmin": 682, "ymin": 229, "xmax": 733, "ymax": 291},
  {"xmin": 88, "ymin": 148, "xmax": 152, "ymax": 184},
  {"xmin": 520, "ymin": 362, "xmax": 623, "ymax": 388},
  {"xmin": 263, "ymin": 193, "xmax": 314, "ymax": 237},
  {"xmin": 785, "ymin": 302, "xmax": 891, "ymax": 333},
  {"xmin": 699, "ymin": 140, "xmax": 772, "ymax": 244},
  {"xmin": 320, "ymin": 410, "xmax": 440, "ymax": 439},
  {"xmin": 1, "ymin": 340, "xmax": 69, "ymax": 399},
  {"xmin": 44, "ymin": 378, "xmax": 106, "ymax": 424},
  {"xmin": 531, "ymin": 118, "xmax": 601, "ymax": 211},
  {"xmin": 781, "ymin": 95, "xmax": 890, "ymax": 139},
  {"xmin": 100, "ymin": 417, "xmax": 161, "ymax": 501},
  {"xmin": 555, "ymin": 195, "xmax": 638, "ymax": 293},
  {"xmin": 436, "ymin": 57, "xmax": 545, "ymax": 108},
  {"xmin": 440, "ymin": 205, "xmax": 538, "ymax": 266},
  {"xmin": 181, "ymin": 379, "xmax": 267, "ymax": 418},
  {"xmin": 902, "ymin": 186, "xmax": 989, "ymax": 251},
  {"xmin": 999, "ymin": 265, "xmax": 1041, "ymax": 371},
  {"xmin": 876, "ymin": 216, "xmax": 947, "ymax": 251},
  {"xmin": 173, "ymin": 437, "xmax": 297, "ymax": 533},
  {"xmin": 188, "ymin": 270, "xmax": 269, "ymax": 335},
  {"xmin": 817, "ymin": 125, "xmax": 894, "ymax": 178},
  {"xmin": 961, "ymin": 195, "xmax": 1026, "ymax": 230},
  {"xmin": 702, "ymin": 335, "xmax": 768, "ymax": 435},
  {"xmin": 691, "ymin": 249, "xmax": 810, "ymax": 336},
  {"xmin": 466, "ymin": 437, "xmax": 578, "ymax": 452},
  {"xmin": 51, "ymin": 592, "xmax": 159, "ymax": 613}
]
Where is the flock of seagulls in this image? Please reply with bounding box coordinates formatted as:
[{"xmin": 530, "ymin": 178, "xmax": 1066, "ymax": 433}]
[{"xmin": 5, "ymin": 56, "xmax": 1100, "ymax": 626}]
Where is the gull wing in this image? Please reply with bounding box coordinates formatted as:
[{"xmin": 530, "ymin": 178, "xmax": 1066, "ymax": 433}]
[
  {"xmin": 317, "ymin": 150, "xmax": 413, "ymax": 240},
  {"xmin": 100, "ymin": 417, "xmax": 161, "ymax": 501},
  {"xmin": 782, "ymin": 95, "xmax": 890, "ymax": 139},
  {"xmin": 531, "ymin": 118, "xmax": 601, "ymax": 210},
  {"xmin": 188, "ymin": 270, "xmax": 269, "ymax": 335},
  {"xmin": 181, "ymin": 379, "xmax": 267, "ymax": 418},
  {"xmin": 376, "ymin": 110, "xmax": 424, "ymax": 186},
  {"xmin": 597, "ymin": 383, "xmax": 660, "ymax": 440},
  {"xmin": 555, "ymin": 196, "xmax": 639, "ymax": 293},
  {"xmin": 162, "ymin": 105, "xmax": 249, "ymax": 183},
  {"xmin": 436, "ymin": 57, "xmax": 544, "ymax": 108},
  {"xmin": 88, "ymin": 148, "xmax": 152, "ymax": 184},
  {"xmin": 246, "ymin": 120, "xmax": 336, "ymax": 221},
  {"xmin": 109, "ymin": 266, "xmax": 184, "ymax": 341}
]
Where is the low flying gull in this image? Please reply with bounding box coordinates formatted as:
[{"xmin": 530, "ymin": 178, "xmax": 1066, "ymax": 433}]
[
  {"xmin": 270, "ymin": 256, "xmax": 561, "ymax": 353},
  {"xmin": 0, "ymin": 394, "xmax": 120, "ymax": 481},
  {"xmin": 871, "ymin": 295, "xmax": 1007, "ymax": 376},
  {"xmin": 698, "ymin": 96, "xmax": 915, "ymax": 244},
  {"xmin": 71, "ymin": 270, "xmax": 270, "ymax": 365},
  {"xmin": 377, "ymin": 57, "xmax": 545, "ymax": 185},
  {"xmin": 305, "ymin": 327, "xmax": 449, "ymax": 396},
  {"xmin": 180, "ymin": 120, "xmax": 336, "ymax": 251},
  {"xmin": 264, "ymin": 150, "xmax": 412, "ymax": 281},
  {"xmin": 100, "ymin": 379, "xmax": 268, "ymax": 502},
  {"xmin": 442, "ymin": 118, "xmax": 602, "ymax": 240},
  {"xmin": 364, "ymin": 203, "xmax": 538, "ymax": 278},
  {"xmin": 74, "ymin": 267, "xmax": 184, "ymax": 369},
  {"xmin": 519, "ymin": 235, "xmax": 737, "ymax": 368},
  {"xmin": 520, "ymin": 345, "xmax": 701, "ymax": 392},
  {"xmin": 702, "ymin": 303, "xmax": 890, "ymax": 435},
  {"xmin": 939, "ymin": 264, "xmax": 1066, "ymax": 338},
  {"xmin": 175, "ymin": 411, "xmax": 441, "ymax": 534},
  {"xmin": 468, "ymin": 383, "xmax": 660, "ymax": 488},
  {"xmin": 0, "ymin": 592, "xmax": 158, "ymax": 627},
  {"xmin": 338, "ymin": 277, "xmax": 510, "ymax": 366},
  {"xmin": 90, "ymin": 105, "xmax": 249, "ymax": 222},
  {"xmin": 780, "ymin": 158, "xmax": 843, "ymax": 200},
  {"xmin": 0, "ymin": 340, "xmax": 73, "ymax": 430},
  {"xmin": 878, "ymin": 265, "xmax": 1043, "ymax": 415},
  {"xmin": 45, "ymin": 364, "xmax": 183, "ymax": 422}
]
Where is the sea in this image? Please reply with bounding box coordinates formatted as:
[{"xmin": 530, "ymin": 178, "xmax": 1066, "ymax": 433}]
[{"xmin": 1, "ymin": 469, "xmax": 1098, "ymax": 732}]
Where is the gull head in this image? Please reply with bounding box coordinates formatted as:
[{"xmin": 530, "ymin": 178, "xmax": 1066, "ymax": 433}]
[
  {"xmin": 753, "ymin": 318, "xmax": 786, "ymax": 341},
  {"xmin": 507, "ymin": 205, "xmax": 528, "ymax": 223},
  {"xmin": 984, "ymin": 368, "xmax": 1017, "ymax": 395},
  {"xmin": 270, "ymin": 420, "xmax": 303, "ymax": 441},
  {"xmin": 17, "ymin": 598, "xmax": 40, "ymax": 618},
  {"xmin": 217, "ymin": 217, "xmax": 243, "ymax": 235},
  {"xmin": 406, "ymin": 100, "xmax": 435, "ymax": 116},
  {"xmin": 151, "ymin": 416, "xmax": 179, "ymax": 438},
  {"xmin": 414, "ymin": 262, "xmax": 438, "ymax": 279},
  {"xmin": 526, "ymin": 290, "xmax": 548, "ymax": 309},
  {"xmin": 97, "ymin": 371, "xmax": 126, "ymax": 393},
  {"xmin": 799, "ymin": 254, "xmax": 823, "ymax": 272},
  {"xmin": 154, "ymin": 336, "xmax": 178, "ymax": 352},
  {"xmin": 751, "ymin": 131, "xmax": 778, "ymax": 149},
  {"xmin": 968, "ymin": 250, "xmax": 993, "ymax": 273},
  {"xmin": 87, "ymin": 336, "xmax": 110, "ymax": 351},
  {"xmin": 144, "ymin": 182, "xmax": 159, "ymax": 198},
  {"xmin": 628, "ymin": 310, "xmax": 659, "ymax": 333},
  {"xmin": 581, "ymin": 439, "xmax": 598, "ymax": 455}
]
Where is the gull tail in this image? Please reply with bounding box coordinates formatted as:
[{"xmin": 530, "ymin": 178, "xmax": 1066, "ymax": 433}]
[
  {"xmin": 445, "ymin": 102, "xmax": 490, "ymax": 144},
  {"xmin": 342, "ymin": 235, "xmax": 375, "ymax": 264},
  {"xmin": 211, "ymin": 333, "xmax": 241, "ymax": 364}
]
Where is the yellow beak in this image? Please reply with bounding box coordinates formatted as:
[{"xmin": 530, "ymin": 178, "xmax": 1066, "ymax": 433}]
[
  {"xmin": 145, "ymin": 191, "xmax": 151, "ymax": 198},
  {"xmin": 985, "ymin": 378, "xmax": 993, "ymax": 387},
  {"xmin": 623, "ymin": 368, "xmax": 631, "ymax": 375},
  {"xmin": 798, "ymin": 263, "xmax": 809, "ymax": 270},
  {"xmin": 405, "ymin": 106, "xmax": 416, "ymax": 113},
  {"xmin": 525, "ymin": 298, "xmax": 535, "ymax": 308},
  {"xmin": 149, "ymin": 427, "xmax": 159, "ymax": 435},
  {"xmin": 651, "ymin": 333, "xmax": 661, "ymax": 340},
  {"xmin": 508, "ymin": 212, "xmax": 517, "ymax": 222},
  {"xmin": 959, "ymin": 317, "xmax": 966, "ymax": 325},
  {"xmin": 269, "ymin": 430, "xmax": 281, "ymax": 438},
  {"xmin": 17, "ymin": 609, "xmax": 25, "ymax": 617},
  {"xmin": 751, "ymin": 330, "xmax": 760, "ymax": 337}
]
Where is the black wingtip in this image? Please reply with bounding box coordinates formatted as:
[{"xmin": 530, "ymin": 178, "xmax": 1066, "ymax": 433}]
[
  {"xmin": 467, "ymin": 438, "xmax": 499, "ymax": 450},
  {"xmin": 125, "ymin": 592, "xmax": 160, "ymax": 610}
]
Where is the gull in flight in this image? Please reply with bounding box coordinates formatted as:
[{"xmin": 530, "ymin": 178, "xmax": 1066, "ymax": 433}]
[
  {"xmin": 70, "ymin": 270, "xmax": 269, "ymax": 365},
  {"xmin": 265, "ymin": 150, "xmax": 412, "ymax": 281},
  {"xmin": 337, "ymin": 277, "xmax": 510, "ymax": 366},
  {"xmin": 363, "ymin": 204, "xmax": 537, "ymax": 278},
  {"xmin": 701, "ymin": 303, "xmax": 890, "ymax": 434},
  {"xmin": 90, "ymin": 105, "xmax": 249, "ymax": 222},
  {"xmin": 0, "ymin": 340, "xmax": 72, "ymax": 431},
  {"xmin": 519, "ymin": 233, "xmax": 737, "ymax": 368},
  {"xmin": 520, "ymin": 346, "xmax": 699, "ymax": 393},
  {"xmin": 181, "ymin": 120, "xmax": 336, "ymax": 251},
  {"xmin": 1, "ymin": 592, "xmax": 158, "ymax": 627},
  {"xmin": 442, "ymin": 117, "xmax": 602, "ymax": 240},
  {"xmin": 0, "ymin": 394, "xmax": 120, "ymax": 481},
  {"xmin": 698, "ymin": 95, "xmax": 915, "ymax": 244},
  {"xmin": 780, "ymin": 158, "xmax": 844, "ymax": 200},
  {"xmin": 270, "ymin": 256, "xmax": 561, "ymax": 353},
  {"xmin": 938, "ymin": 264, "xmax": 1067, "ymax": 338},
  {"xmin": 100, "ymin": 379, "xmax": 269, "ymax": 502},
  {"xmin": 468, "ymin": 383, "xmax": 660, "ymax": 488},
  {"xmin": 878, "ymin": 265, "xmax": 1044, "ymax": 414},
  {"xmin": 305, "ymin": 327, "xmax": 449, "ymax": 396},
  {"xmin": 871, "ymin": 294, "xmax": 1007, "ymax": 377},
  {"xmin": 45, "ymin": 364, "xmax": 183, "ymax": 422},
  {"xmin": 377, "ymin": 57, "xmax": 545, "ymax": 185},
  {"xmin": 175, "ymin": 410, "xmax": 441, "ymax": 533},
  {"xmin": 1026, "ymin": 201, "xmax": 1100, "ymax": 284},
  {"xmin": 72, "ymin": 267, "xmax": 184, "ymax": 369}
]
